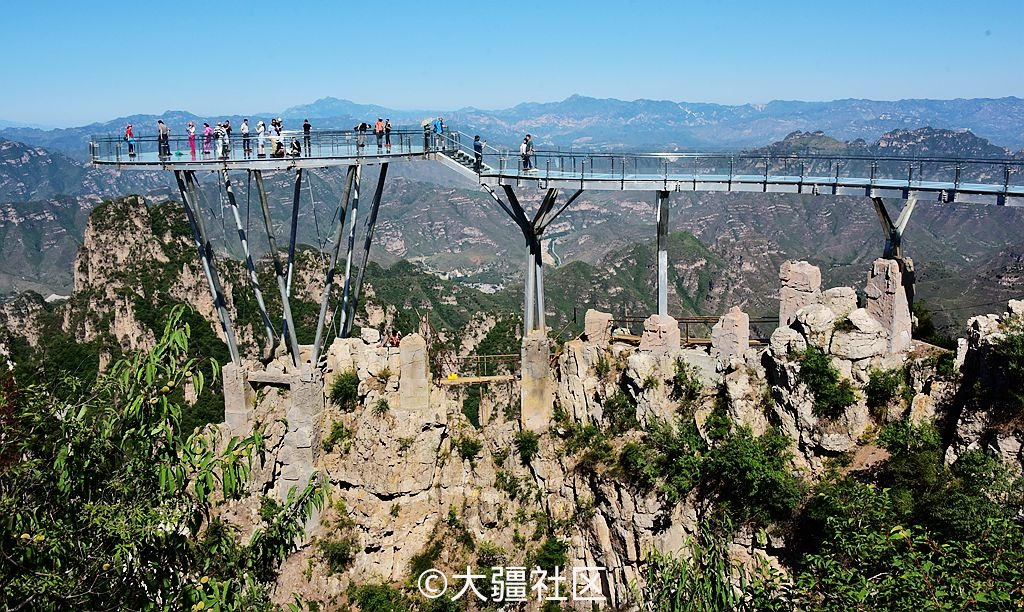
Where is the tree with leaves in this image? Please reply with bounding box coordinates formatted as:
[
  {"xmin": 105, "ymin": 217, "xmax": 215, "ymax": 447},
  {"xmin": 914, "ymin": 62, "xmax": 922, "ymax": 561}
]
[{"xmin": 0, "ymin": 306, "xmax": 324, "ymax": 610}]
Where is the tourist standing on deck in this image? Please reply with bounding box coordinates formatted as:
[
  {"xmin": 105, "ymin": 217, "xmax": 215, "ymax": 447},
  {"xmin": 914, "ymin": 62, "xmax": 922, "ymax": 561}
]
[
  {"xmin": 157, "ymin": 120, "xmax": 170, "ymax": 158},
  {"xmin": 526, "ymin": 134, "xmax": 535, "ymax": 171},
  {"xmin": 355, "ymin": 121, "xmax": 370, "ymax": 152},
  {"xmin": 124, "ymin": 124, "xmax": 135, "ymax": 157},
  {"xmin": 186, "ymin": 121, "xmax": 196, "ymax": 159},
  {"xmin": 433, "ymin": 116, "xmax": 444, "ymax": 150},
  {"xmin": 374, "ymin": 118, "xmax": 385, "ymax": 153},
  {"xmin": 520, "ymin": 137, "xmax": 530, "ymax": 170},
  {"xmin": 303, "ymin": 119, "xmax": 312, "ymax": 156},
  {"xmin": 384, "ymin": 119, "xmax": 392, "ymax": 152},
  {"xmin": 241, "ymin": 119, "xmax": 251, "ymax": 159},
  {"xmin": 224, "ymin": 120, "xmax": 232, "ymax": 158},
  {"xmin": 202, "ymin": 123, "xmax": 212, "ymax": 157},
  {"xmin": 473, "ymin": 135, "xmax": 484, "ymax": 172},
  {"xmin": 256, "ymin": 120, "xmax": 266, "ymax": 158}
]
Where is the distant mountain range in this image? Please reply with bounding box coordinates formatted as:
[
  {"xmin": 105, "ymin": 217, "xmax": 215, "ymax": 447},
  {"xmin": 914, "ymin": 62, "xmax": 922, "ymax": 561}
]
[{"xmin": 4, "ymin": 95, "xmax": 1024, "ymax": 159}]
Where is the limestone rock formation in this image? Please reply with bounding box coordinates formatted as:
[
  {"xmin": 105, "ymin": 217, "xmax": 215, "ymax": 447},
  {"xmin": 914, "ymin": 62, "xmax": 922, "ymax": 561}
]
[
  {"xmin": 779, "ymin": 260, "xmax": 821, "ymax": 324},
  {"xmin": 710, "ymin": 305, "xmax": 750, "ymax": 364},
  {"xmin": 639, "ymin": 314, "xmax": 681, "ymax": 354},
  {"xmin": 865, "ymin": 258, "xmax": 912, "ymax": 353}
]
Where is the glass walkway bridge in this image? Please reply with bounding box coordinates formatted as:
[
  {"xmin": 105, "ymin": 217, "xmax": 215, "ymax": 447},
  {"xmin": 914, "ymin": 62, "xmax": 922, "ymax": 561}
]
[{"xmin": 89, "ymin": 127, "xmax": 1024, "ymax": 372}]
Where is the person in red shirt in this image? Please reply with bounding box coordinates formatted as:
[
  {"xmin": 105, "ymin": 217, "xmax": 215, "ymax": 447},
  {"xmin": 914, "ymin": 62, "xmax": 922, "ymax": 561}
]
[{"xmin": 124, "ymin": 124, "xmax": 135, "ymax": 157}]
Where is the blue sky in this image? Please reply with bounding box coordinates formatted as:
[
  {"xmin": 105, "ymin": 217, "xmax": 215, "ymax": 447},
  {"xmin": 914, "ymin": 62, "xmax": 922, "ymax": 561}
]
[{"xmin": 5, "ymin": 0, "xmax": 1023, "ymax": 126}]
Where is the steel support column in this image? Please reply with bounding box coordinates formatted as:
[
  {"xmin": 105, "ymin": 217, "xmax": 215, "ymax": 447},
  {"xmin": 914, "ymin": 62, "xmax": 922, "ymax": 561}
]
[
  {"xmin": 656, "ymin": 190, "xmax": 670, "ymax": 317},
  {"xmin": 336, "ymin": 165, "xmax": 363, "ymax": 339},
  {"xmin": 344, "ymin": 163, "xmax": 389, "ymax": 338},
  {"xmin": 253, "ymin": 170, "xmax": 300, "ymax": 367},
  {"xmin": 870, "ymin": 196, "xmax": 918, "ymax": 309},
  {"xmin": 174, "ymin": 170, "xmax": 241, "ymax": 365},
  {"xmin": 488, "ymin": 185, "xmax": 582, "ymax": 334},
  {"xmin": 311, "ymin": 165, "xmax": 357, "ymax": 365},
  {"xmin": 223, "ymin": 169, "xmax": 274, "ymax": 357},
  {"xmin": 286, "ymin": 169, "xmax": 303, "ymax": 295}
]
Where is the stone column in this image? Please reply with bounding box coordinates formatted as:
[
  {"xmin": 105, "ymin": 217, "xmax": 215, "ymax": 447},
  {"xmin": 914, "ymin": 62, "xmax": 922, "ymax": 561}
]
[
  {"xmin": 521, "ymin": 330, "xmax": 553, "ymax": 432},
  {"xmin": 278, "ymin": 370, "xmax": 324, "ymax": 499},
  {"xmin": 639, "ymin": 314, "xmax": 681, "ymax": 354},
  {"xmin": 711, "ymin": 306, "xmax": 750, "ymax": 362},
  {"xmin": 584, "ymin": 309, "xmax": 613, "ymax": 346},
  {"xmin": 399, "ymin": 333, "xmax": 430, "ymax": 413},
  {"xmin": 779, "ymin": 260, "xmax": 822, "ymax": 325},
  {"xmin": 221, "ymin": 362, "xmax": 250, "ymax": 434},
  {"xmin": 865, "ymin": 258, "xmax": 912, "ymax": 353}
]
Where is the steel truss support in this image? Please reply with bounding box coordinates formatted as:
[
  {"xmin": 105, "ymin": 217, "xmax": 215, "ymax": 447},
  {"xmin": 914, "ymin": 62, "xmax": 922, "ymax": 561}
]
[
  {"xmin": 656, "ymin": 190, "xmax": 670, "ymax": 317},
  {"xmin": 173, "ymin": 170, "xmax": 241, "ymax": 365},
  {"xmin": 483, "ymin": 185, "xmax": 582, "ymax": 333},
  {"xmin": 281, "ymin": 169, "xmax": 303, "ymax": 354},
  {"xmin": 336, "ymin": 166, "xmax": 364, "ymax": 342},
  {"xmin": 254, "ymin": 170, "xmax": 301, "ymax": 367},
  {"xmin": 871, "ymin": 196, "xmax": 916, "ymax": 260},
  {"xmin": 311, "ymin": 165, "xmax": 359, "ymax": 366},
  {"xmin": 870, "ymin": 196, "xmax": 918, "ymax": 308},
  {"xmin": 344, "ymin": 163, "xmax": 389, "ymax": 338},
  {"xmin": 222, "ymin": 170, "xmax": 274, "ymax": 357}
]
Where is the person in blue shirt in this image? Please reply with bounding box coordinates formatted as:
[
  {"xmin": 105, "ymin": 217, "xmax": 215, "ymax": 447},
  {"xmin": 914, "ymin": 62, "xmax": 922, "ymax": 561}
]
[
  {"xmin": 433, "ymin": 117, "xmax": 444, "ymax": 150},
  {"xmin": 473, "ymin": 135, "xmax": 484, "ymax": 172}
]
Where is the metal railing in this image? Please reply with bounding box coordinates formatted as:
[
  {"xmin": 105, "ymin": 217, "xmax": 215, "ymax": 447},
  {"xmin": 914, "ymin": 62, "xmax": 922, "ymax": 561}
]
[{"xmin": 473, "ymin": 147, "xmax": 1024, "ymax": 195}]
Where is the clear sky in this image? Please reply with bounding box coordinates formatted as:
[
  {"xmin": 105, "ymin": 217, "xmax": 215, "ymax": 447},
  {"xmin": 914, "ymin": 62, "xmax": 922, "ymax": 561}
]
[{"xmin": 5, "ymin": 0, "xmax": 1023, "ymax": 126}]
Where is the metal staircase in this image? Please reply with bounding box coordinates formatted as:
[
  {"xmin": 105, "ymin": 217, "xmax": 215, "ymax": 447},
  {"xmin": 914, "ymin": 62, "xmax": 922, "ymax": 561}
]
[{"xmin": 434, "ymin": 131, "xmax": 498, "ymax": 182}]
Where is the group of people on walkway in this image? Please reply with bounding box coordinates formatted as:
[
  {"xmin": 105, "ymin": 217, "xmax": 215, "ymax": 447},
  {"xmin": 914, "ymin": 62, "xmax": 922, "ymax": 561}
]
[
  {"xmin": 354, "ymin": 118, "xmax": 394, "ymax": 154},
  {"xmin": 130, "ymin": 117, "xmax": 316, "ymax": 160}
]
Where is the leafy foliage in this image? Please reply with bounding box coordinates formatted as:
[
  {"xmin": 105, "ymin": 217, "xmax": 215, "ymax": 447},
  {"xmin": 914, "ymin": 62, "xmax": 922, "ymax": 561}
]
[
  {"xmin": 322, "ymin": 421, "xmax": 353, "ymax": 454},
  {"xmin": 796, "ymin": 346, "xmax": 857, "ymax": 418},
  {"xmin": 603, "ymin": 390, "xmax": 638, "ymax": 434},
  {"xmin": 671, "ymin": 358, "xmax": 702, "ymax": 405},
  {"xmin": 454, "ymin": 436, "xmax": 482, "ymax": 463},
  {"xmin": 0, "ymin": 307, "xmax": 325, "ymax": 609},
  {"xmin": 328, "ymin": 369, "xmax": 359, "ymax": 411},
  {"xmin": 514, "ymin": 430, "xmax": 540, "ymax": 464},
  {"xmin": 865, "ymin": 368, "xmax": 904, "ymax": 418}
]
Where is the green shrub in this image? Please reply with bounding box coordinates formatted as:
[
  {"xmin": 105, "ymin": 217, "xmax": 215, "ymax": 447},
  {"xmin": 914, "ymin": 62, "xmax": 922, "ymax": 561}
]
[
  {"xmin": 496, "ymin": 470, "xmax": 524, "ymax": 501},
  {"xmin": 328, "ymin": 369, "xmax": 359, "ymax": 411},
  {"xmin": 603, "ymin": 390, "xmax": 638, "ymax": 434},
  {"xmin": 372, "ymin": 398, "xmax": 390, "ymax": 418},
  {"xmin": 322, "ymin": 421, "xmax": 353, "ymax": 454},
  {"xmin": 462, "ymin": 383, "xmax": 482, "ymax": 428},
  {"xmin": 408, "ymin": 540, "xmax": 443, "ymax": 581},
  {"xmin": 454, "ymin": 436, "xmax": 482, "ymax": 463},
  {"xmin": 990, "ymin": 328, "xmax": 1024, "ymax": 411},
  {"xmin": 318, "ymin": 537, "xmax": 358, "ymax": 574},
  {"xmin": 796, "ymin": 346, "xmax": 856, "ymax": 418},
  {"xmin": 700, "ymin": 427, "xmax": 803, "ymax": 525},
  {"xmin": 514, "ymin": 430, "xmax": 541, "ymax": 464},
  {"xmin": 529, "ymin": 537, "xmax": 568, "ymax": 573},
  {"xmin": 865, "ymin": 368, "xmax": 904, "ymax": 418},
  {"xmin": 620, "ymin": 418, "xmax": 706, "ymax": 505},
  {"xmin": 671, "ymin": 358, "xmax": 702, "ymax": 405},
  {"xmin": 349, "ymin": 584, "xmax": 410, "ymax": 612},
  {"xmin": 374, "ymin": 367, "xmax": 392, "ymax": 380},
  {"xmin": 595, "ymin": 352, "xmax": 611, "ymax": 378},
  {"xmin": 833, "ymin": 315, "xmax": 856, "ymax": 332},
  {"xmin": 476, "ymin": 540, "xmax": 507, "ymax": 567}
]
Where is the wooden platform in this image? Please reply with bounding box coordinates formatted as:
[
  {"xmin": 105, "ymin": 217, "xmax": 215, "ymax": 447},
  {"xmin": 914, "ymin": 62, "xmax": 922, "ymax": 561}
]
[{"xmin": 438, "ymin": 374, "xmax": 516, "ymax": 386}]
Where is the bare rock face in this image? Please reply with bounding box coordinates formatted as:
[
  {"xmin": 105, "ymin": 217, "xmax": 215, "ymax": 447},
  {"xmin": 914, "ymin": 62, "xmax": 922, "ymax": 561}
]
[
  {"xmin": 865, "ymin": 258, "xmax": 912, "ymax": 353},
  {"xmin": 831, "ymin": 308, "xmax": 888, "ymax": 360},
  {"xmin": 584, "ymin": 308, "xmax": 613, "ymax": 346},
  {"xmin": 769, "ymin": 326, "xmax": 807, "ymax": 356},
  {"xmin": 779, "ymin": 260, "xmax": 822, "ymax": 324},
  {"xmin": 711, "ymin": 306, "xmax": 750, "ymax": 363},
  {"xmin": 793, "ymin": 303, "xmax": 836, "ymax": 350},
  {"xmin": 360, "ymin": 327, "xmax": 381, "ymax": 345},
  {"xmin": 821, "ymin": 286, "xmax": 858, "ymax": 318},
  {"xmin": 639, "ymin": 314, "xmax": 681, "ymax": 354}
]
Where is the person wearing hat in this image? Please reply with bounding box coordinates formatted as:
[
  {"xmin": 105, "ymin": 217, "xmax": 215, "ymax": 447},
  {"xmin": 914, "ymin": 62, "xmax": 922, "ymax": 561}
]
[{"xmin": 256, "ymin": 120, "xmax": 266, "ymax": 158}]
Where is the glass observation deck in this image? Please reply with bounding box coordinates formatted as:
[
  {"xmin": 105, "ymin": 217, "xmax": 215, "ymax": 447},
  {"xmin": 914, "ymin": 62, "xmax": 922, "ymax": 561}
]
[{"xmin": 89, "ymin": 127, "xmax": 1024, "ymax": 203}]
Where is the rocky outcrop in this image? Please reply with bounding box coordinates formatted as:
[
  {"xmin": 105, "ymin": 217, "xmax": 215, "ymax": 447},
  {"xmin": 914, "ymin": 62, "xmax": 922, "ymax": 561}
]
[
  {"xmin": 865, "ymin": 258, "xmax": 912, "ymax": 353},
  {"xmin": 711, "ymin": 306, "xmax": 749, "ymax": 364},
  {"xmin": 779, "ymin": 260, "xmax": 821, "ymax": 325},
  {"xmin": 639, "ymin": 314, "xmax": 681, "ymax": 354}
]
